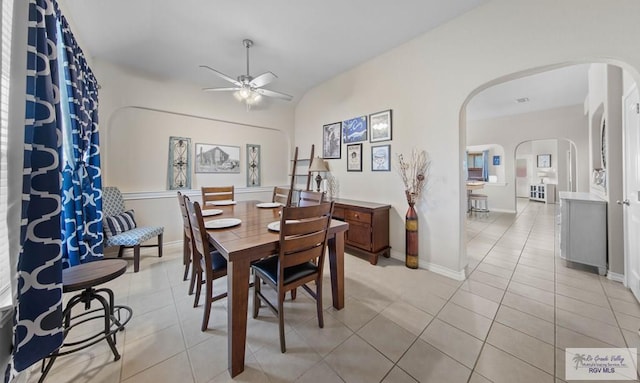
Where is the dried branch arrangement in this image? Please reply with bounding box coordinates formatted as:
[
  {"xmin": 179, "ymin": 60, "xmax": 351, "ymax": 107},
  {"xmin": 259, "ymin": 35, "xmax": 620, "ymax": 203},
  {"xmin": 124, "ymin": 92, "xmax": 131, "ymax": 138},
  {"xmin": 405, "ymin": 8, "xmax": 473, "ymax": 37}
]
[{"xmin": 396, "ymin": 148, "xmax": 430, "ymax": 205}]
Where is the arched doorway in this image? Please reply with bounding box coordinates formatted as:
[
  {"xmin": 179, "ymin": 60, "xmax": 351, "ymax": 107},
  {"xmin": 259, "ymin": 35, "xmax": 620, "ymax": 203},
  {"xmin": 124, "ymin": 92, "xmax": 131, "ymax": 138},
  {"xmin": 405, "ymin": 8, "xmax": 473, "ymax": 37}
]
[{"xmin": 460, "ymin": 61, "xmax": 637, "ymax": 280}]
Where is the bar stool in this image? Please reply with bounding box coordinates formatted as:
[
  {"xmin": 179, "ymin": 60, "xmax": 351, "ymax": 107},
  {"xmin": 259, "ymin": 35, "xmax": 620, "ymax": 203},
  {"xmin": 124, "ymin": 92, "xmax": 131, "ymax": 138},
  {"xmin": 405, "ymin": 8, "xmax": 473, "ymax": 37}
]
[
  {"xmin": 38, "ymin": 259, "xmax": 132, "ymax": 382},
  {"xmin": 469, "ymin": 194, "xmax": 489, "ymax": 215}
]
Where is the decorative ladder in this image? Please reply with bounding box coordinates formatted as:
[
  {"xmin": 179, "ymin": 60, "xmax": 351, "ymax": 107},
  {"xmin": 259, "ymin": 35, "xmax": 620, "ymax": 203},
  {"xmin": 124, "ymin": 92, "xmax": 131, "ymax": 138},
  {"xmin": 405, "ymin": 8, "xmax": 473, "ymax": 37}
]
[{"xmin": 288, "ymin": 144, "xmax": 315, "ymax": 192}]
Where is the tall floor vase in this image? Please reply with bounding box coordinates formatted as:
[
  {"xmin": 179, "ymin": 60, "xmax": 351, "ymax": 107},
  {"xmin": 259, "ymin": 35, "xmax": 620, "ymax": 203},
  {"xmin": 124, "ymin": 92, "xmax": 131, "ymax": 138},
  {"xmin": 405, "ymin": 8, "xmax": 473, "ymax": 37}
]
[{"xmin": 405, "ymin": 203, "xmax": 419, "ymax": 269}]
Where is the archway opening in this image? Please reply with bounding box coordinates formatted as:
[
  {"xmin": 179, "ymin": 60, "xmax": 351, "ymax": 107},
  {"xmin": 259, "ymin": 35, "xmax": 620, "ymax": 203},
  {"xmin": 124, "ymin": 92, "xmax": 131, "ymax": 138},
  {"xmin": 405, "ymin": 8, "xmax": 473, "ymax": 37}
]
[{"xmin": 460, "ymin": 61, "xmax": 638, "ymax": 279}]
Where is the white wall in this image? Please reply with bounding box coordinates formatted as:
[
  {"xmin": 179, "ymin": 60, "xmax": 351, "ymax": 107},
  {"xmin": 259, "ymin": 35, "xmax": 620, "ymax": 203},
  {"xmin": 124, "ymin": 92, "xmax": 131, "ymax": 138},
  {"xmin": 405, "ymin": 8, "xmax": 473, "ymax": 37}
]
[
  {"xmin": 557, "ymin": 139, "xmax": 572, "ymax": 193},
  {"xmin": 585, "ymin": 64, "xmax": 625, "ymax": 274},
  {"xmin": 94, "ymin": 60, "xmax": 297, "ymax": 243},
  {"xmin": 294, "ymin": 0, "xmax": 640, "ymax": 278}
]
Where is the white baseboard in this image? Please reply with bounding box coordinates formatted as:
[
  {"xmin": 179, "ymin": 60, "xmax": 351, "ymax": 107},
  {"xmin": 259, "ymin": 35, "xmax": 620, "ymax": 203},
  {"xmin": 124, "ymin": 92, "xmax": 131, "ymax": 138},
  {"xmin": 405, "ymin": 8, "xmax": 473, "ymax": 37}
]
[
  {"xmin": 388, "ymin": 249, "xmax": 466, "ymax": 281},
  {"xmin": 423, "ymin": 262, "xmax": 467, "ymax": 281},
  {"xmin": 389, "ymin": 249, "xmax": 404, "ymax": 262},
  {"xmin": 488, "ymin": 208, "xmax": 516, "ymax": 214},
  {"xmin": 607, "ymin": 271, "xmax": 625, "ymax": 283}
]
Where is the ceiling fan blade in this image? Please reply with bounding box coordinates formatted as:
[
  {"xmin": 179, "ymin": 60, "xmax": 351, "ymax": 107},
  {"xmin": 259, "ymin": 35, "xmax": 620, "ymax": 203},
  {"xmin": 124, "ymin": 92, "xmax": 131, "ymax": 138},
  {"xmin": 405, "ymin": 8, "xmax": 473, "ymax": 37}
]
[
  {"xmin": 202, "ymin": 87, "xmax": 240, "ymax": 92},
  {"xmin": 249, "ymin": 72, "xmax": 277, "ymax": 88},
  {"xmin": 199, "ymin": 65, "xmax": 241, "ymax": 87},
  {"xmin": 254, "ymin": 88, "xmax": 293, "ymax": 101}
]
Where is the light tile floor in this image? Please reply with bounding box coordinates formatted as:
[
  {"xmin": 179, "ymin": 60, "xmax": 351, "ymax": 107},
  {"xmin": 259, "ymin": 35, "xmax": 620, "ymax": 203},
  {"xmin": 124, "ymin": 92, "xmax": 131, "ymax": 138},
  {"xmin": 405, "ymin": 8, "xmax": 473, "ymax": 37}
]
[{"xmin": 29, "ymin": 199, "xmax": 640, "ymax": 382}]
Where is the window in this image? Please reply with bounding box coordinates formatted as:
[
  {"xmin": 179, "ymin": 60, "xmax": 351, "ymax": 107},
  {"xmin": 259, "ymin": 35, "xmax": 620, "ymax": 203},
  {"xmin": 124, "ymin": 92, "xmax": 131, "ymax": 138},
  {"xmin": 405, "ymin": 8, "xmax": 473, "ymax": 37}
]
[
  {"xmin": 0, "ymin": 0, "xmax": 13, "ymax": 309},
  {"xmin": 467, "ymin": 152, "xmax": 485, "ymax": 181}
]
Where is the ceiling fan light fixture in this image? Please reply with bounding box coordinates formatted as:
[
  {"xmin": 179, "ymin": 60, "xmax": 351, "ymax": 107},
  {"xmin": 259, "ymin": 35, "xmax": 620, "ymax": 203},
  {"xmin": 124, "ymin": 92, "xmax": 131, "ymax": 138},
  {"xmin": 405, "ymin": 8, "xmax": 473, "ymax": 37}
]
[
  {"xmin": 239, "ymin": 86, "xmax": 251, "ymax": 99},
  {"xmin": 201, "ymin": 38, "xmax": 292, "ymax": 110},
  {"xmin": 234, "ymin": 88, "xmax": 261, "ymax": 106}
]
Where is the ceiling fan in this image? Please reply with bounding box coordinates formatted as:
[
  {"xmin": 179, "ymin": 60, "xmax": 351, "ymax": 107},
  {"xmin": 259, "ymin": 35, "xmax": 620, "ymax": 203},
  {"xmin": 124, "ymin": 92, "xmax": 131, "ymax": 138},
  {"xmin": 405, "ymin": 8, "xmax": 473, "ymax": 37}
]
[{"xmin": 200, "ymin": 39, "xmax": 293, "ymax": 106}]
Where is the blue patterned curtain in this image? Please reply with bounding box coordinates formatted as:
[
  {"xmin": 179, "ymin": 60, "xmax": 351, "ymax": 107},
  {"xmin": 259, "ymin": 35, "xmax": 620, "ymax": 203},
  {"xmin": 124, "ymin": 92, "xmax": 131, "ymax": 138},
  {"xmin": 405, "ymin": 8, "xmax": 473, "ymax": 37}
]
[
  {"xmin": 5, "ymin": 0, "xmax": 64, "ymax": 380},
  {"xmin": 482, "ymin": 150, "xmax": 489, "ymax": 181},
  {"xmin": 5, "ymin": 0, "xmax": 103, "ymax": 380},
  {"xmin": 58, "ymin": 9, "xmax": 103, "ymax": 267}
]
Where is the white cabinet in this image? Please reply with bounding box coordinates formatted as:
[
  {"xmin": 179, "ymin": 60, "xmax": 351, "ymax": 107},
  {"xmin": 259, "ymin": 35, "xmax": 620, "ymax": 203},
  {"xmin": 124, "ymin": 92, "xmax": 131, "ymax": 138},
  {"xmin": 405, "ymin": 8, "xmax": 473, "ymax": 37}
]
[
  {"xmin": 559, "ymin": 192, "xmax": 607, "ymax": 275},
  {"xmin": 529, "ymin": 184, "xmax": 555, "ymax": 203}
]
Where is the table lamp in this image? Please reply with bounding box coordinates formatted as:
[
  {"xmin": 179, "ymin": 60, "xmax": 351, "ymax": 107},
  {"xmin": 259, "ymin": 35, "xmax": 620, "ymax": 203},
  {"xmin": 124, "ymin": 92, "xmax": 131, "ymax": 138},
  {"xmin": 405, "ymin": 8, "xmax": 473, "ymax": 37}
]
[{"xmin": 308, "ymin": 156, "xmax": 329, "ymax": 192}]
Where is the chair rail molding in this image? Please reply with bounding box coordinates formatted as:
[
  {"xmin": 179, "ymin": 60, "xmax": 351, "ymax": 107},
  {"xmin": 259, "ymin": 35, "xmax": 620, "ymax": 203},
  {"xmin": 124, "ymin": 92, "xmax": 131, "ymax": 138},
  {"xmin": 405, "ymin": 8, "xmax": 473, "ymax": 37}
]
[{"xmin": 121, "ymin": 187, "xmax": 273, "ymax": 201}]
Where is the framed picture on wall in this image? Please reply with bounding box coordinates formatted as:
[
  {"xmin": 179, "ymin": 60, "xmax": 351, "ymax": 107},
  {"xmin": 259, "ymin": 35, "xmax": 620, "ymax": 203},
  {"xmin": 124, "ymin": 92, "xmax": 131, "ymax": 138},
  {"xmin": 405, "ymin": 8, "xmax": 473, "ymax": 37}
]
[
  {"xmin": 323, "ymin": 122, "xmax": 342, "ymax": 159},
  {"xmin": 369, "ymin": 109, "xmax": 392, "ymax": 142},
  {"xmin": 492, "ymin": 155, "xmax": 501, "ymax": 166},
  {"xmin": 537, "ymin": 154, "xmax": 551, "ymax": 168},
  {"xmin": 195, "ymin": 143, "xmax": 241, "ymax": 173},
  {"xmin": 371, "ymin": 144, "xmax": 391, "ymax": 171},
  {"xmin": 346, "ymin": 143, "xmax": 362, "ymax": 172},
  {"xmin": 343, "ymin": 115, "xmax": 367, "ymax": 143},
  {"xmin": 167, "ymin": 136, "xmax": 191, "ymax": 190},
  {"xmin": 246, "ymin": 144, "xmax": 260, "ymax": 187}
]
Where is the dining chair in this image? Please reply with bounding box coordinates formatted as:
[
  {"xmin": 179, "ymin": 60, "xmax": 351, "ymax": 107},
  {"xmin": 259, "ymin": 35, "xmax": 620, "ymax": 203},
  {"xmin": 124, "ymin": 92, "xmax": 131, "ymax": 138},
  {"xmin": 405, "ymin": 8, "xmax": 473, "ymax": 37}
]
[
  {"xmin": 177, "ymin": 191, "xmax": 198, "ymax": 295},
  {"xmin": 251, "ymin": 201, "xmax": 334, "ymax": 352},
  {"xmin": 272, "ymin": 186, "xmax": 292, "ymax": 206},
  {"xmin": 103, "ymin": 186, "xmax": 164, "ymax": 272},
  {"xmin": 201, "ymin": 186, "xmax": 234, "ymax": 209},
  {"xmin": 184, "ymin": 196, "xmax": 228, "ymax": 331},
  {"xmin": 298, "ymin": 190, "xmax": 324, "ymax": 207},
  {"xmin": 292, "ymin": 190, "xmax": 325, "ymax": 299}
]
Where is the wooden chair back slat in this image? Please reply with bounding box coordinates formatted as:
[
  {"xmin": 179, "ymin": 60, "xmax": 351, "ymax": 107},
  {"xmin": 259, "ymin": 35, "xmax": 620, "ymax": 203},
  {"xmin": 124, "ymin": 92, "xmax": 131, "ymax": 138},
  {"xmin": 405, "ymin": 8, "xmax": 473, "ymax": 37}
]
[
  {"xmin": 281, "ymin": 246, "xmax": 325, "ymax": 269},
  {"xmin": 281, "ymin": 231, "xmax": 326, "ymax": 254},
  {"xmin": 272, "ymin": 187, "xmax": 292, "ymax": 207},
  {"xmin": 298, "ymin": 190, "xmax": 323, "ymax": 207},
  {"xmin": 202, "ymin": 186, "xmax": 234, "ymax": 208},
  {"xmin": 281, "ymin": 217, "xmax": 327, "ymax": 237}
]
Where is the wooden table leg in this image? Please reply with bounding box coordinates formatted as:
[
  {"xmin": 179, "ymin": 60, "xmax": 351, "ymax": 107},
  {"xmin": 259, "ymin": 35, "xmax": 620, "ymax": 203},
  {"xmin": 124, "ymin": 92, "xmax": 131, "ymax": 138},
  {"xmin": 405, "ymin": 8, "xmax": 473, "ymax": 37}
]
[
  {"xmin": 328, "ymin": 231, "xmax": 345, "ymax": 310},
  {"xmin": 227, "ymin": 258, "xmax": 250, "ymax": 377}
]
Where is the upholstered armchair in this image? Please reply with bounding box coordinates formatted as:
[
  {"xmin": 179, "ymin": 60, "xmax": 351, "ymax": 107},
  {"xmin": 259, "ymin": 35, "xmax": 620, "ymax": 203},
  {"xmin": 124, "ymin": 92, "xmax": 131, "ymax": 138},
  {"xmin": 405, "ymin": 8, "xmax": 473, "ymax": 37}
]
[{"xmin": 102, "ymin": 187, "xmax": 164, "ymax": 272}]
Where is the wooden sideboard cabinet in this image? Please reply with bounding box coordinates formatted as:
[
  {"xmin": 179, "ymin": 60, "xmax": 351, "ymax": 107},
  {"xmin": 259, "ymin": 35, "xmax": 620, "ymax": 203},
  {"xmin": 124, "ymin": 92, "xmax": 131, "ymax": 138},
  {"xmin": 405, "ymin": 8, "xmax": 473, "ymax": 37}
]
[{"xmin": 330, "ymin": 198, "xmax": 391, "ymax": 265}]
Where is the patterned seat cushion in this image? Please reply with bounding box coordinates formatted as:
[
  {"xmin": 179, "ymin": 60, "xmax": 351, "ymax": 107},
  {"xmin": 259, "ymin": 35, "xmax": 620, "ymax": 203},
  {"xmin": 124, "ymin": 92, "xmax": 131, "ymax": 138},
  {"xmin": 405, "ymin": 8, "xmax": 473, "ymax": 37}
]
[{"xmin": 105, "ymin": 226, "xmax": 164, "ymax": 247}]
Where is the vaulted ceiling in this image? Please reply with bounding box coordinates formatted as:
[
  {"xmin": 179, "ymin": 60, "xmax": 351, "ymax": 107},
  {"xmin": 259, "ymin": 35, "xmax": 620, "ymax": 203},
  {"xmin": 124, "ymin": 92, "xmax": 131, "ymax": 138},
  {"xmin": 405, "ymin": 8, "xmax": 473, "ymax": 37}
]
[
  {"xmin": 61, "ymin": 0, "xmax": 486, "ymax": 102},
  {"xmin": 61, "ymin": 1, "xmax": 589, "ymax": 119}
]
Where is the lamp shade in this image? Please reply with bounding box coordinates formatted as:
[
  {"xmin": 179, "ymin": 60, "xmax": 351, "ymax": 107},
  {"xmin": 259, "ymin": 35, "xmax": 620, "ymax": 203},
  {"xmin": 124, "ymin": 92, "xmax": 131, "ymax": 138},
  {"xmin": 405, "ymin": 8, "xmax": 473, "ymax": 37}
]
[{"xmin": 309, "ymin": 156, "xmax": 329, "ymax": 172}]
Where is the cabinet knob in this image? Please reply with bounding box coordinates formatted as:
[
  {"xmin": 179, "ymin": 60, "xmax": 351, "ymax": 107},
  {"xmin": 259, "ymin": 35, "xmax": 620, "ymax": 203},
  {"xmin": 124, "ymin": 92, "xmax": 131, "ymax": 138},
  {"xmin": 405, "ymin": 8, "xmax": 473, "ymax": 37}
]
[{"xmin": 616, "ymin": 200, "xmax": 630, "ymax": 206}]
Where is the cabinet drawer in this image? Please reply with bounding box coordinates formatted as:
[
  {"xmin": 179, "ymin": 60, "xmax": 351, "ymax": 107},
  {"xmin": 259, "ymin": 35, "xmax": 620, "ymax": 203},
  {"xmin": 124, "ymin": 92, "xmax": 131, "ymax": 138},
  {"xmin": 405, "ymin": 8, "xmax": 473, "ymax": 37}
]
[
  {"xmin": 333, "ymin": 207, "xmax": 345, "ymax": 220},
  {"xmin": 345, "ymin": 210, "xmax": 371, "ymax": 224}
]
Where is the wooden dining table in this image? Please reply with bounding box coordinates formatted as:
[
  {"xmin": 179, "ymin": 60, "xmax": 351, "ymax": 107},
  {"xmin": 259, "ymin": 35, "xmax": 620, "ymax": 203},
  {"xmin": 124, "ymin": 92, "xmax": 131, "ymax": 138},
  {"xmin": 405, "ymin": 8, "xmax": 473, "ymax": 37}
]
[{"xmin": 202, "ymin": 200, "xmax": 349, "ymax": 377}]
